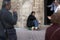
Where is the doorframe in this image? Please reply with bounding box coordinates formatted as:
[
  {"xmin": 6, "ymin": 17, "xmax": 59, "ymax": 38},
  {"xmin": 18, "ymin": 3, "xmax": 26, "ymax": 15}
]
[
  {"xmin": 44, "ymin": 0, "xmax": 55, "ymax": 25},
  {"xmin": 44, "ymin": 0, "xmax": 47, "ymax": 25}
]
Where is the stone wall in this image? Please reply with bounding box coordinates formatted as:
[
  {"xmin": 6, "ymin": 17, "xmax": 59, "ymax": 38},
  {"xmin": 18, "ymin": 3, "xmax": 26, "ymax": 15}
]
[
  {"xmin": 15, "ymin": 0, "xmax": 44, "ymax": 28},
  {"xmin": 0, "ymin": 0, "xmax": 44, "ymax": 28},
  {"xmin": 33, "ymin": 0, "xmax": 44, "ymax": 25},
  {"xmin": 11, "ymin": 0, "xmax": 34, "ymax": 28},
  {"xmin": 0, "ymin": 0, "xmax": 3, "ymax": 9}
]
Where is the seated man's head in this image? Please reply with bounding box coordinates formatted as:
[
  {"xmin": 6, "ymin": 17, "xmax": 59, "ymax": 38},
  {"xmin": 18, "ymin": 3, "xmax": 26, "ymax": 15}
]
[{"xmin": 31, "ymin": 11, "xmax": 35, "ymax": 16}]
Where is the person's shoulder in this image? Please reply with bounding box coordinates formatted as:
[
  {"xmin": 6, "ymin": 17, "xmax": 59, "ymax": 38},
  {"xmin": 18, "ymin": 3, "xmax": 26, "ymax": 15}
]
[{"xmin": 1, "ymin": 8, "xmax": 7, "ymax": 12}]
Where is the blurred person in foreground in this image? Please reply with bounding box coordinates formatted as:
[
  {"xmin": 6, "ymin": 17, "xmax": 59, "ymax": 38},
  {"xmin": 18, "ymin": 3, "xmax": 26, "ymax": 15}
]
[
  {"xmin": 45, "ymin": 10, "xmax": 60, "ymax": 40},
  {"xmin": 27, "ymin": 11, "xmax": 39, "ymax": 30},
  {"xmin": 0, "ymin": 1, "xmax": 17, "ymax": 40}
]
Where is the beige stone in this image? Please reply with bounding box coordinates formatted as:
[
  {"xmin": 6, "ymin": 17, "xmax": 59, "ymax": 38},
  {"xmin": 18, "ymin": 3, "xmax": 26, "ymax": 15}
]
[{"xmin": 0, "ymin": 0, "xmax": 45, "ymax": 28}]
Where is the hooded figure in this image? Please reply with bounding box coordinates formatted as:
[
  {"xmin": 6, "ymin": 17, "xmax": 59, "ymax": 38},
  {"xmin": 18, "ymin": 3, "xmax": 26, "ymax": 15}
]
[
  {"xmin": 45, "ymin": 11, "xmax": 60, "ymax": 40},
  {"xmin": 0, "ymin": 0, "xmax": 17, "ymax": 40}
]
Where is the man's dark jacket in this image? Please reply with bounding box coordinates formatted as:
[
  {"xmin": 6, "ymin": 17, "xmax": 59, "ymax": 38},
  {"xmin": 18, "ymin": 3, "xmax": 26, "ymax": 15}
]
[{"xmin": 0, "ymin": 8, "xmax": 17, "ymax": 40}]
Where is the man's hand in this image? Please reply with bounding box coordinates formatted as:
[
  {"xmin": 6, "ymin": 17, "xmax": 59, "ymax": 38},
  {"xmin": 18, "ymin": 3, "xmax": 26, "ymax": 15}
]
[
  {"xmin": 13, "ymin": 8, "xmax": 17, "ymax": 12},
  {"xmin": 48, "ymin": 16, "xmax": 51, "ymax": 20}
]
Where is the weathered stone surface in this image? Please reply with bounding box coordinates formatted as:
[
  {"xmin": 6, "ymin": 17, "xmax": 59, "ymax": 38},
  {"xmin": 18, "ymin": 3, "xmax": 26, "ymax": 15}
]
[
  {"xmin": 14, "ymin": 0, "xmax": 34, "ymax": 28},
  {"xmin": 33, "ymin": 0, "xmax": 44, "ymax": 26},
  {"xmin": 0, "ymin": 0, "xmax": 44, "ymax": 28},
  {"xmin": 0, "ymin": 0, "xmax": 3, "ymax": 9}
]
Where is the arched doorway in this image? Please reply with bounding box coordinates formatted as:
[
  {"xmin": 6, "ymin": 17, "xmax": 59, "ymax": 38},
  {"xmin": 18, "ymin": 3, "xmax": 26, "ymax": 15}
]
[{"xmin": 44, "ymin": 0, "xmax": 55, "ymax": 25}]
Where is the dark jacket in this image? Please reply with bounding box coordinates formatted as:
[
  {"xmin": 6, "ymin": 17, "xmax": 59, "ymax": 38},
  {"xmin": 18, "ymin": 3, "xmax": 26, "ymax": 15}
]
[
  {"xmin": 45, "ymin": 23, "xmax": 60, "ymax": 40},
  {"xmin": 0, "ymin": 8, "xmax": 17, "ymax": 40},
  {"xmin": 0, "ymin": 8, "xmax": 17, "ymax": 28},
  {"xmin": 27, "ymin": 15, "xmax": 36, "ymax": 27}
]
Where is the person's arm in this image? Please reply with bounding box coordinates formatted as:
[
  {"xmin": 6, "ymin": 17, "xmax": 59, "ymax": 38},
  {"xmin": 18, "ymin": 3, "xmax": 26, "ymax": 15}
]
[
  {"xmin": 54, "ymin": 6, "xmax": 60, "ymax": 13},
  {"xmin": 47, "ymin": 3, "xmax": 54, "ymax": 7},
  {"xmin": 12, "ymin": 12, "xmax": 18, "ymax": 25},
  {"xmin": 54, "ymin": 7, "xmax": 58, "ymax": 13}
]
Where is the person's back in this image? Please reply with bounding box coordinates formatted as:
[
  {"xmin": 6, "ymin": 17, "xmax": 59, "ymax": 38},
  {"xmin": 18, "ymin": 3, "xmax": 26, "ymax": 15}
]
[
  {"xmin": 45, "ymin": 23, "xmax": 60, "ymax": 40},
  {"xmin": 45, "ymin": 11, "xmax": 60, "ymax": 40}
]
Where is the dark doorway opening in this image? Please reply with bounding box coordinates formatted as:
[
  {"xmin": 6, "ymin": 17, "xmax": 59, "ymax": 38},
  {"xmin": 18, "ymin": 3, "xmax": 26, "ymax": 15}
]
[{"xmin": 44, "ymin": 0, "xmax": 55, "ymax": 25}]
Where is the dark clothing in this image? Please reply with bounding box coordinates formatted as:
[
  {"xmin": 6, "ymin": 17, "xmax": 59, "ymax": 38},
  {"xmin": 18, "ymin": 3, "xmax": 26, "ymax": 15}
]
[
  {"xmin": 27, "ymin": 15, "xmax": 37, "ymax": 27},
  {"xmin": 45, "ymin": 23, "xmax": 60, "ymax": 40},
  {"xmin": 0, "ymin": 21, "xmax": 6, "ymax": 40},
  {"xmin": 0, "ymin": 8, "xmax": 17, "ymax": 40},
  {"xmin": 6, "ymin": 29, "xmax": 17, "ymax": 40}
]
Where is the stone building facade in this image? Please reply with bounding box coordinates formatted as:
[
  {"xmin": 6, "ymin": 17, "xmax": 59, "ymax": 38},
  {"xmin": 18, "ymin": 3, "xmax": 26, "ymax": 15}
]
[{"xmin": 0, "ymin": 0, "xmax": 44, "ymax": 28}]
